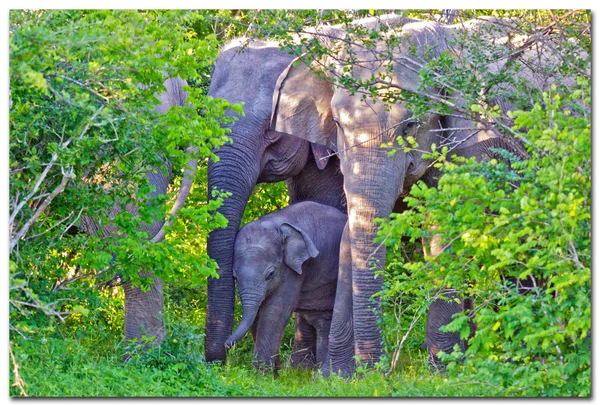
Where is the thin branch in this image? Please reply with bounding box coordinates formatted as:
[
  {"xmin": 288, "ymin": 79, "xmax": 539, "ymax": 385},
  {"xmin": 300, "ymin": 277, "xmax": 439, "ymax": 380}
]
[
  {"xmin": 481, "ymin": 10, "xmax": 581, "ymax": 96},
  {"xmin": 10, "ymin": 167, "xmax": 76, "ymax": 253},
  {"xmin": 427, "ymin": 129, "xmax": 482, "ymax": 169},
  {"xmin": 49, "ymin": 74, "xmax": 110, "ymax": 102},
  {"xmin": 25, "ymin": 210, "xmax": 74, "ymax": 240},
  {"xmin": 9, "ymin": 105, "xmax": 104, "ymax": 228},
  {"xmin": 388, "ymin": 309, "xmax": 423, "ymax": 374},
  {"xmin": 9, "ymin": 345, "xmax": 28, "ymax": 397},
  {"xmin": 52, "ymin": 268, "xmax": 97, "ymax": 292},
  {"xmin": 60, "ymin": 207, "xmax": 85, "ymax": 239},
  {"xmin": 318, "ymin": 119, "xmax": 411, "ymax": 161},
  {"xmin": 9, "ymin": 153, "xmax": 58, "ymax": 227}
]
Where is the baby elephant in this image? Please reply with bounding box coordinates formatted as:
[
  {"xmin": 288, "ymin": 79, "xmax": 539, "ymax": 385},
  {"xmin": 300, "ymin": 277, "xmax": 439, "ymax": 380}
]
[{"xmin": 224, "ymin": 201, "xmax": 347, "ymax": 373}]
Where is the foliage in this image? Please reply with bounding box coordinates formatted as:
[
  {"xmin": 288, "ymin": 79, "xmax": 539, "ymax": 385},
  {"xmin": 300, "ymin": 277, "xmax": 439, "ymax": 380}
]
[
  {"xmin": 9, "ymin": 8, "xmax": 239, "ymax": 385},
  {"xmin": 8, "ymin": 281, "xmax": 470, "ymax": 397},
  {"xmin": 376, "ymin": 64, "xmax": 590, "ymax": 398},
  {"xmin": 248, "ymin": 9, "xmax": 591, "ymax": 396}
]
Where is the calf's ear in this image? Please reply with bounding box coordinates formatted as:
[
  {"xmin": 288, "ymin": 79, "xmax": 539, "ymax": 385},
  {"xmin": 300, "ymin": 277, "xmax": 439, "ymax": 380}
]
[{"xmin": 280, "ymin": 222, "xmax": 319, "ymax": 275}]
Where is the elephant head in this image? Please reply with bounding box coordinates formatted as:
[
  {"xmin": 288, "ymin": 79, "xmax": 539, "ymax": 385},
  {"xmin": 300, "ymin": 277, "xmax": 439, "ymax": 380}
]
[
  {"xmin": 224, "ymin": 220, "xmax": 319, "ymax": 348},
  {"xmin": 271, "ymin": 18, "xmax": 553, "ymax": 367}
]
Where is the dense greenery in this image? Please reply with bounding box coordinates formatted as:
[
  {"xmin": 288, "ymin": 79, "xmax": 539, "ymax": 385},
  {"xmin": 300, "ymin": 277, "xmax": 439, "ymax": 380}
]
[
  {"xmin": 9, "ymin": 9, "xmax": 590, "ymax": 397},
  {"xmin": 377, "ymin": 86, "xmax": 591, "ymax": 396}
]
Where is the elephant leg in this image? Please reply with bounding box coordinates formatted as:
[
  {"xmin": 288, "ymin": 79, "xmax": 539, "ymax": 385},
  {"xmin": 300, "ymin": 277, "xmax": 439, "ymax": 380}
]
[
  {"xmin": 314, "ymin": 311, "xmax": 332, "ymax": 368},
  {"xmin": 253, "ymin": 288, "xmax": 297, "ymax": 376},
  {"xmin": 290, "ymin": 313, "xmax": 317, "ymax": 369},
  {"xmin": 424, "ymin": 288, "xmax": 463, "ymax": 373},
  {"xmin": 122, "ymin": 271, "xmax": 165, "ymax": 361},
  {"xmin": 323, "ymin": 222, "xmax": 355, "ymax": 378},
  {"xmin": 422, "ymin": 229, "xmax": 469, "ymax": 372},
  {"xmin": 251, "ymin": 312, "xmax": 260, "ymax": 343}
]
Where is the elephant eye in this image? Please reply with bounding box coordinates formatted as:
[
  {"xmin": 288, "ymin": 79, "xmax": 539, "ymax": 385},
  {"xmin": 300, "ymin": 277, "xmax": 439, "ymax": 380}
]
[
  {"xmin": 405, "ymin": 119, "xmax": 420, "ymax": 133},
  {"xmin": 265, "ymin": 269, "xmax": 275, "ymax": 281}
]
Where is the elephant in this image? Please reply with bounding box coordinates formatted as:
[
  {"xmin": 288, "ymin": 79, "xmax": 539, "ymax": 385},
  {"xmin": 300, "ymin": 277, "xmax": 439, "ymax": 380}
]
[
  {"xmin": 420, "ymin": 137, "xmax": 529, "ymax": 371},
  {"xmin": 204, "ymin": 37, "xmax": 347, "ymax": 363},
  {"xmin": 270, "ymin": 16, "xmax": 572, "ymax": 375},
  {"xmin": 223, "ymin": 201, "xmax": 347, "ymax": 373},
  {"xmin": 79, "ymin": 78, "xmax": 193, "ymax": 349},
  {"xmin": 203, "ymin": 14, "xmax": 421, "ymax": 364}
]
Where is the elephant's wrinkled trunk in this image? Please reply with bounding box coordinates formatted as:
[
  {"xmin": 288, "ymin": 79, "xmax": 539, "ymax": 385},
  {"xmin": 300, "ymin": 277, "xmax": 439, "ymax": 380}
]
[
  {"xmin": 205, "ymin": 126, "xmax": 264, "ymax": 362},
  {"xmin": 342, "ymin": 148, "xmax": 407, "ymax": 368},
  {"xmin": 225, "ymin": 287, "xmax": 266, "ymax": 348}
]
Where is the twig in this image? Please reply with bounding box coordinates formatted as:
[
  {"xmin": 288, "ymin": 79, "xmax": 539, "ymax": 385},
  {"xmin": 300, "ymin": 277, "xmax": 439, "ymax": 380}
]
[
  {"xmin": 427, "ymin": 129, "xmax": 483, "ymax": 169},
  {"xmin": 388, "ymin": 310, "xmax": 423, "ymax": 374},
  {"xmin": 49, "ymin": 74, "xmax": 110, "ymax": 102},
  {"xmin": 481, "ymin": 10, "xmax": 580, "ymax": 96},
  {"xmin": 60, "ymin": 207, "xmax": 85, "ymax": 239},
  {"xmin": 10, "ymin": 167, "xmax": 76, "ymax": 252},
  {"xmin": 25, "ymin": 210, "xmax": 74, "ymax": 240},
  {"xmin": 9, "ymin": 345, "xmax": 28, "ymax": 397},
  {"xmin": 52, "ymin": 269, "xmax": 95, "ymax": 291},
  {"xmin": 9, "ymin": 105, "xmax": 104, "ymax": 228}
]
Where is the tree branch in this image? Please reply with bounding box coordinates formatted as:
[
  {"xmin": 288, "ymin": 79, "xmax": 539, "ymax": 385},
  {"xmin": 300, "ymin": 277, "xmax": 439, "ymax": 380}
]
[
  {"xmin": 9, "ymin": 345, "xmax": 28, "ymax": 397},
  {"xmin": 10, "ymin": 167, "xmax": 76, "ymax": 253}
]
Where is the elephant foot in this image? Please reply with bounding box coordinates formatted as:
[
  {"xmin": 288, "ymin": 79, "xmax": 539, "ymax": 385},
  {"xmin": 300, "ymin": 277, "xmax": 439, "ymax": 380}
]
[
  {"xmin": 426, "ymin": 344, "xmax": 447, "ymax": 374},
  {"xmin": 122, "ymin": 273, "xmax": 165, "ymax": 361},
  {"xmin": 291, "ymin": 358, "xmax": 317, "ymax": 370},
  {"xmin": 321, "ymin": 356, "xmax": 355, "ymax": 379},
  {"xmin": 205, "ymin": 342, "xmax": 227, "ymax": 364},
  {"xmin": 252, "ymin": 358, "xmax": 281, "ymax": 377},
  {"xmin": 290, "ymin": 350, "xmax": 317, "ymax": 370}
]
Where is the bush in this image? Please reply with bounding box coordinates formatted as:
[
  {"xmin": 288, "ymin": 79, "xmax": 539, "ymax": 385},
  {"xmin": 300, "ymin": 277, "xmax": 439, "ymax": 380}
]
[{"xmin": 377, "ymin": 82, "xmax": 591, "ymax": 396}]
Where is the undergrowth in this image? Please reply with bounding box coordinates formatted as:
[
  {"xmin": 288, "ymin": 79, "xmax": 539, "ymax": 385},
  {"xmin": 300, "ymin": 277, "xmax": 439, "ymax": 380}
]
[{"xmin": 10, "ymin": 284, "xmax": 507, "ymax": 398}]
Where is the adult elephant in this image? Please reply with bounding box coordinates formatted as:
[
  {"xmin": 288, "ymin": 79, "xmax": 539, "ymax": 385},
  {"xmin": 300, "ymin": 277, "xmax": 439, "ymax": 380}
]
[
  {"xmin": 80, "ymin": 77, "xmax": 196, "ymax": 348},
  {"xmin": 271, "ymin": 17, "xmax": 572, "ymax": 375},
  {"xmin": 204, "ymin": 38, "xmax": 346, "ymax": 363}
]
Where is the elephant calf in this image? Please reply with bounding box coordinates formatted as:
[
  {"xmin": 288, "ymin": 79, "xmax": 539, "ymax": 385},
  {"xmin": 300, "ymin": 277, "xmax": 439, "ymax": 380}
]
[{"xmin": 224, "ymin": 201, "xmax": 347, "ymax": 373}]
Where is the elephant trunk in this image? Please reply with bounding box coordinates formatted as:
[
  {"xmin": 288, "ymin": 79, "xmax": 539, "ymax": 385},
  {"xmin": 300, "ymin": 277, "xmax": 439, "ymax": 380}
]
[
  {"xmin": 342, "ymin": 148, "xmax": 407, "ymax": 368},
  {"xmin": 205, "ymin": 127, "xmax": 263, "ymax": 362},
  {"xmin": 225, "ymin": 285, "xmax": 266, "ymax": 348}
]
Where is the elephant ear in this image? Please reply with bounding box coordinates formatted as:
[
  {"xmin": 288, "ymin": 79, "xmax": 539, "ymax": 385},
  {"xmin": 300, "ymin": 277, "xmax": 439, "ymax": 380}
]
[
  {"xmin": 271, "ymin": 57, "xmax": 337, "ymax": 150},
  {"xmin": 280, "ymin": 222, "xmax": 320, "ymax": 275},
  {"xmin": 310, "ymin": 143, "xmax": 333, "ymax": 170}
]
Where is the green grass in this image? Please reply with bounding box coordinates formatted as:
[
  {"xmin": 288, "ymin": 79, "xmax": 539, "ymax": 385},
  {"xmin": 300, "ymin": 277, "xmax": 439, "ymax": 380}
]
[
  {"xmin": 10, "ymin": 332, "xmax": 505, "ymax": 397},
  {"xmin": 9, "ymin": 286, "xmax": 506, "ymax": 398}
]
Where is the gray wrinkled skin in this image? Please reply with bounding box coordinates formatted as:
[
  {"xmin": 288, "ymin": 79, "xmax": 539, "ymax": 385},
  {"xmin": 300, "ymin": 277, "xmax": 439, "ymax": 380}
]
[{"xmin": 79, "ymin": 78, "xmax": 187, "ymax": 350}]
